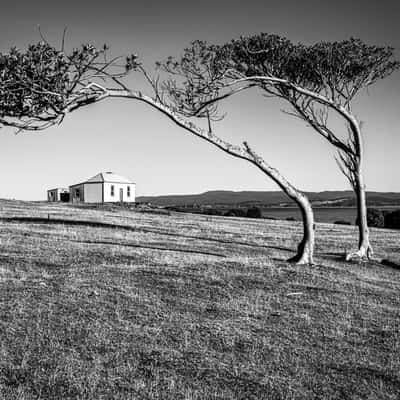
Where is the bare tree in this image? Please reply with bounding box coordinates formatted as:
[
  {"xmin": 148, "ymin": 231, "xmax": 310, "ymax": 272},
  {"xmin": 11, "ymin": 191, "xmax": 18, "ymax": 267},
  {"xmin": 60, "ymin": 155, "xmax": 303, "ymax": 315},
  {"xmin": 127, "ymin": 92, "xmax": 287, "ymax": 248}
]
[
  {"xmin": 161, "ymin": 36, "xmax": 400, "ymax": 260},
  {"xmin": 0, "ymin": 40, "xmax": 316, "ymax": 264}
]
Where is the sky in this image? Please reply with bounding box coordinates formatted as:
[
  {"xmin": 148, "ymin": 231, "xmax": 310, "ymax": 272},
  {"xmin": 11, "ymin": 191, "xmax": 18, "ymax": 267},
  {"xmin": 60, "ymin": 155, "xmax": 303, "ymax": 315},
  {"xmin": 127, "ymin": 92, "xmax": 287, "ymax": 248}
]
[{"xmin": 0, "ymin": 0, "xmax": 399, "ymax": 200}]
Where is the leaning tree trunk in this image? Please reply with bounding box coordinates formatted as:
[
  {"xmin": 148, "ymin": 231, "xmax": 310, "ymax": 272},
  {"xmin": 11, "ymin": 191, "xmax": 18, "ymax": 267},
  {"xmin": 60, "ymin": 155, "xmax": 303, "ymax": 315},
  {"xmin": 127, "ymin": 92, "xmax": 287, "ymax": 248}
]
[
  {"xmin": 346, "ymin": 170, "xmax": 373, "ymax": 260},
  {"xmin": 97, "ymin": 90, "xmax": 316, "ymax": 264},
  {"xmin": 262, "ymin": 175, "xmax": 315, "ymax": 265},
  {"xmin": 345, "ymin": 118, "xmax": 373, "ymax": 261},
  {"xmin": 287, "ymin": 192, "xmax": 315, "ymax": 265},
  {"xmin": 242, "ymin": 142, "xmax": 315, "ymax": 265}
]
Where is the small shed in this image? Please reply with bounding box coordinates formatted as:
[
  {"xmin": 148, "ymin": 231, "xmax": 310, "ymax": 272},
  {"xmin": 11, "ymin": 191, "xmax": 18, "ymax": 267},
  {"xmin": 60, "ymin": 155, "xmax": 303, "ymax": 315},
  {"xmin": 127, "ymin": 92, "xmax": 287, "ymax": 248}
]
[
  {"xmin": 47, "ymin": 188, "xmax": 70, "ymax": 202},
  {"xmin": 69, "ymin": 172, "xmax": 136, "ymax": 203}
]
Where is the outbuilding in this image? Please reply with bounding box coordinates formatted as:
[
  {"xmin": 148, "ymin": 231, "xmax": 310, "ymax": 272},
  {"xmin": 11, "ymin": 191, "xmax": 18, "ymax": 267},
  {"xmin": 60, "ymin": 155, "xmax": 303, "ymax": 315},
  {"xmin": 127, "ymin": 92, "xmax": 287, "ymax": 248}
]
[
  {"xmin": 47, "ymin": 188, "xmax": 70, "ymax": 202},
  {"xmin": 69, "ymin": 172, "xmax": 136, "ymax": 203}
]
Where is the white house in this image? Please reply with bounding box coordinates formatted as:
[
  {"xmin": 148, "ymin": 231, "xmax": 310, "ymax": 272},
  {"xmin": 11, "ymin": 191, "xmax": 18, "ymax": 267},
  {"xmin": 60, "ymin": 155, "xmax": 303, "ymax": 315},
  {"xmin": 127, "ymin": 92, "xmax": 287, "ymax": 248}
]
[
  {"xmin": 69, "ymin": 172, "xmax": 136, "ymax": 203},
  {"xmin": 47, "ymin": 188, "xmax": 70, "ymax": 202}
]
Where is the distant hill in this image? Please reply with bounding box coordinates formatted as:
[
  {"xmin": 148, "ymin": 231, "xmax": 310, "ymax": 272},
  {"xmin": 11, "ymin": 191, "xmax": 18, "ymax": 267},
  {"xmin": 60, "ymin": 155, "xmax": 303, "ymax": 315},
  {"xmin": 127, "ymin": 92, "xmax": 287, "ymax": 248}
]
[{"xmin": 137, "ymin": 190, "xmax": 400, "ymax": 207}]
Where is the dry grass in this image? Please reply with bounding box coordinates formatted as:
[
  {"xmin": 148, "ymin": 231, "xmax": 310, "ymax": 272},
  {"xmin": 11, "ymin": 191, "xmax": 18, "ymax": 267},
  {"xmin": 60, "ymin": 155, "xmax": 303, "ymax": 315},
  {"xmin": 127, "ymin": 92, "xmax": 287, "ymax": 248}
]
[{"xmin": 0, "ymin": 200, "xmax": 400, "ymax": 399}]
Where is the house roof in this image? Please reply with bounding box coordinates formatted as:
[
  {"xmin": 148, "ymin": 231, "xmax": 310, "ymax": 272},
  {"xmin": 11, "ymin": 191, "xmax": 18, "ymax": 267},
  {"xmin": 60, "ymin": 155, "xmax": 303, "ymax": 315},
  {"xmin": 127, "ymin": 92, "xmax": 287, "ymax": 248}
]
[
  {"xmin": 85, "ymin": 172, "xmax": 135, "ymax": 184},
  {"xmin": 47, "ymin": 188, "xmax": 69, "ymax": 192},
  {"xmin": 69, "ymin": 172, "xmax": 135, "ymax": 188}
]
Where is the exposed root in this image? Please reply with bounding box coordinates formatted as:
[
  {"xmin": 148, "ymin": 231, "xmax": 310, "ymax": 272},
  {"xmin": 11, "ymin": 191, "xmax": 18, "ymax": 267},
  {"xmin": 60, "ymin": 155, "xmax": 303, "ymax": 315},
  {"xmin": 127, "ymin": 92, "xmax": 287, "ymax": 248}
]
[
  {"xmin": 345, "ymin": 245, "xmax": 374, "ymax": 261},
  {"xmin": 287, "ymin": 244, "xmax": 314, "ymax": 265},
  {"xmin": 287, "ymin": 254, "xmax": 312, "ymax": 265}
]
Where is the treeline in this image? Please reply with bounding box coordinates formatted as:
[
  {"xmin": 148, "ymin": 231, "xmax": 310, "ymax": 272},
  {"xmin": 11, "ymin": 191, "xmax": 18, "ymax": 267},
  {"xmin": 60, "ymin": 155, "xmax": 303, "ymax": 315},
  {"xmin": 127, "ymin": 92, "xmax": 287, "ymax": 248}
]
[
  {"xmin": 166, "ymin": 205, "xmax": 264, "ymax": 219},
  {"xmin": 167, "ymin": 205, "xmax": 400, "ymax": 229},
  {"xmin": 361, "ymin": 208, "xmax": 400, "ymax": 229}
]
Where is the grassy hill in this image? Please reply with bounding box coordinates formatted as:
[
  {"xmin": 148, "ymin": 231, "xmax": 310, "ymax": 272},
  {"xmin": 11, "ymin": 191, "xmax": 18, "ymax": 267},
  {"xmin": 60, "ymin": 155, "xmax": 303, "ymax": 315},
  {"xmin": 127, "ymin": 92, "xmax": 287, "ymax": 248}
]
[
  {"xmin": 137, "ymin": 190, "xmax": 400, "ymax": 207},
  {"xmin": 0, "ymin": 200, "xmax": 400, "ymax": 399}
]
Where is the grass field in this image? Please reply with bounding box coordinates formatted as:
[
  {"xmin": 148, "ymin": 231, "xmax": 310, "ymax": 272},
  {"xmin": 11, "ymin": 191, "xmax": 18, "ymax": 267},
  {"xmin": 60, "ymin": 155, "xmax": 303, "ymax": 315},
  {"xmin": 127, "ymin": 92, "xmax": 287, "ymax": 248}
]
[{"xmin": 0, "ymin": 200, "xmax": 400, "ymax": 399}]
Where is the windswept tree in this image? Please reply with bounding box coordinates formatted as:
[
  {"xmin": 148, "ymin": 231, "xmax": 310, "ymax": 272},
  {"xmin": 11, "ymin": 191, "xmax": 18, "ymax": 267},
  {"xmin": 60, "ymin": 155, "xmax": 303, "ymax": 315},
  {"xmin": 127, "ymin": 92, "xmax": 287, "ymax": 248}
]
[
  {"xmin": 161, "ymin": 36, "xmax": 399, "ymax": 260},
  {"xmin": 0, "ymin": 40, "xmax": 315, "ymax": 264}
]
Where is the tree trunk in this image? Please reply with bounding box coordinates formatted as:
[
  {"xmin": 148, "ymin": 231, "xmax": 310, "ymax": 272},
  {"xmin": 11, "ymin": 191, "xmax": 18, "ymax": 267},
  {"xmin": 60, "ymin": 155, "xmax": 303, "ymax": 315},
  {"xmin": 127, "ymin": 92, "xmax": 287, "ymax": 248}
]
[
  {"xmin": 346, "ymin": 170, "xmax": 373, "ymax": 260},
  {"xmin": 243, "ymin": 143, "xmax": 315, "ymax": 265},
  {"xmin": 287, "ymin": 193, "xmax": 315, "ymax": 265},
  {"xmin": 105, "ymin": 91, "xmax": 316, "ymax": 265},
  {"xmin": 345, "ymin": 118, "xmax": 373, "ymax": 261}
]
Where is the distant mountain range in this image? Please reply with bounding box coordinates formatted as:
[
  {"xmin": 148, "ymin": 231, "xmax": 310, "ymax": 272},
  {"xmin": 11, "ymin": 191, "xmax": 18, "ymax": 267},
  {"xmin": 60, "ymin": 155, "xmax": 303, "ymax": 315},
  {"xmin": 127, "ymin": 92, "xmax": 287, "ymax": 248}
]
[{"xmin": 137, "ymin": 190, "xmax": 400, "ymax": 208}]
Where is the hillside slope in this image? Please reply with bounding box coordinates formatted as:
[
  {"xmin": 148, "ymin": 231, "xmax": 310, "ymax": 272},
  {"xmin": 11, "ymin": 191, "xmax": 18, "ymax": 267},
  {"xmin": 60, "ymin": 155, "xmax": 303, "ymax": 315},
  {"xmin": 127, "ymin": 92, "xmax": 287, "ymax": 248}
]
[
  {"xmin": 137, "ymin": 190, "xmax": 400, "ymax": 207},
  {"xmin": 0, "ymin": 201, "xmax": 399, "ymax": 399}
]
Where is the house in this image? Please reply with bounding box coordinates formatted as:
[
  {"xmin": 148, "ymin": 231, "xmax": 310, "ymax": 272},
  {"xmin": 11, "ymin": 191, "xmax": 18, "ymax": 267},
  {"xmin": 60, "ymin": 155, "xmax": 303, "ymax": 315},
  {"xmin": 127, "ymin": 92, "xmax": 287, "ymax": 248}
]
[
  {"xmin": 47, "ymin": 188, "xmax": 70, "ymax": 202},
  {"xmin": 69, "ymin": 172, "xmax": 135, "ymax": 203}
]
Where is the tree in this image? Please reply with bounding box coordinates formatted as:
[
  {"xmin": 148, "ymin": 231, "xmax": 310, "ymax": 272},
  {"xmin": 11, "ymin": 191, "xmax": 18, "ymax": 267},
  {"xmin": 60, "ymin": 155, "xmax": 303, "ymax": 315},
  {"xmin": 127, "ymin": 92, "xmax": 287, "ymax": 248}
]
[
  {"xmin": 161, "ymin": 36, "xmax": 399, "ymax": 260},
  {"xmin": 0, "ymin": 40, "xmax": 316, "ymax": 264},
  {"xmin": 157, "ymin": 43, "xmax": 316, "ymax": 264}
]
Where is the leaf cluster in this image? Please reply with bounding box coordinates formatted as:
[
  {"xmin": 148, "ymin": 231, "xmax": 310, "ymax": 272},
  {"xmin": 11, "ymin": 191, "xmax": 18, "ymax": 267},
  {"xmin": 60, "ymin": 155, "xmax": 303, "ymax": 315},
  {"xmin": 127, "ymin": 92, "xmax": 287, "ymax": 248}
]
[
  {"xmin": 157, "ymin": 40, "xmax": 229, "ymax": 119},
  {"xmin": 0, "ymin": 41, "xmax": 131, "ymax": 131},
  {"xmin": 224, "ymin": 34, "xmax": 400, "ymax": 103},
  {"xmin": 160, "ymin": 34, "xmax": 399, "ymax": 119},
  {"xmin": 0, "ymin": 43, "xmax": 69, "ymax": 119}
]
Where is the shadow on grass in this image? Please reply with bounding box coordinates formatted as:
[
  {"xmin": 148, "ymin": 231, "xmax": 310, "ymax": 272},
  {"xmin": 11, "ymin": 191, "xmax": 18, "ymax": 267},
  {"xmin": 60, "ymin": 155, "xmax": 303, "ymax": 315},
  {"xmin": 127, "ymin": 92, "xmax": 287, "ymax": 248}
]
[
  {"xmin": 0, "ymin": 216, "xmax": 293, "ymax": 253},
  {"xmin": 75, "ymin": 240, "xmax": 227, "ymax": 258},
  {"xmin": 319, "ymin": 252, "xmax": 347, "ymax": 262},
  {"xmin": 0, "ymin": 216, "xmax": 139, "ymax": 231},
  {"xmin": 381, "ymin": 259, "xmax": 400, "ymax": 270},
  {"xmin": 321, "ymin": 253, "xmax": 400, "ymax": 271}
]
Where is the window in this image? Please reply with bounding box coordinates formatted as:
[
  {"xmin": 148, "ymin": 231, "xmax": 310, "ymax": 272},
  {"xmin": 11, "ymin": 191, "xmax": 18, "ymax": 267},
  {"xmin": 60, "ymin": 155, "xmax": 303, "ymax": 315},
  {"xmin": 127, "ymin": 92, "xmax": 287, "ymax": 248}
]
[
  {"xmin": 75, "ymin": 189, "xmax": 80, "ymax": 198},
  {"xmin": 111, "ymin": 185, "xmax": 115, "ymax": 196},
  {"xmin": 127, "ymin": 186, "xmax": 131, "ymax": 197}
]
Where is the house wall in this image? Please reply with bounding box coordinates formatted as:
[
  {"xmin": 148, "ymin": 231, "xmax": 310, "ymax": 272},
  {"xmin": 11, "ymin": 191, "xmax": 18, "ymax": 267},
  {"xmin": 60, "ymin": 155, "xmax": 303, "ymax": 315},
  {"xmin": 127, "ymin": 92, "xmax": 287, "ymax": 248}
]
[
  {"xmin": 84, "ymin": 183, "xmax": 103, "ymax": 203},
  {"xmin": 47, "ymin": 190, "xmax": 59, "ymax": 202},
  {"xmin": 70, "ymin": 184, "xmax": 85, "ymax": 203},
  {"xmin": 103, "ymin": 182, "xmax": 135, "ymax": 203}
]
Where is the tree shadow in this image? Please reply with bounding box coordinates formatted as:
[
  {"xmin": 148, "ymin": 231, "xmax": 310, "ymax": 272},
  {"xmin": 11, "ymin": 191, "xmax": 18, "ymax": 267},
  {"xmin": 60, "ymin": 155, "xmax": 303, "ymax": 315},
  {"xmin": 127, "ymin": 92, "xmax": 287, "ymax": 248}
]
[
  {"xmin": 319, "ymin": 252, "xmax": 346, "ymax": 261},
  {"xmin": 75, "ymin": 239, "xmax": 227, "ymax": 258},
  {"xmin": 0, "ymin": 216, "xmax": 293, "ymax": 252},
  {"xmin": 0, "ymin": 216, "xmax": 141, "ymax": 231},
  {"xmin": 381, "ymin": 259, "xmax": 400, "ymax": 270}
]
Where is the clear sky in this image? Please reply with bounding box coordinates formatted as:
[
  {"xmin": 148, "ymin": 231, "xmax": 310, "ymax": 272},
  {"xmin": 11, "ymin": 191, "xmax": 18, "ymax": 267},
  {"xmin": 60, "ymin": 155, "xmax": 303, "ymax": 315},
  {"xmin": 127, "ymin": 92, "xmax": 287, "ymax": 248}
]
[{"xmin": 0, "ymin": 0, "xmax": 399, "ymax": 200}]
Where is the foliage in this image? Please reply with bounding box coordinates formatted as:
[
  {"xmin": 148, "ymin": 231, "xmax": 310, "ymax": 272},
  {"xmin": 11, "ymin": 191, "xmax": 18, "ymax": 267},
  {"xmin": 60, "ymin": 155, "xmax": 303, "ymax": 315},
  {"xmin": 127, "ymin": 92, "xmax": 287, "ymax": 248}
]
[
  {"xmin": 367, "ymin": 208, "xmax": 385, "ymax": 228},
  {"xmin": 224, "ymin": 208, "xmax": 247, "ymax": 217},
  {"xmin": 0, "ymin": 41, "xmax": 137, "ymax": 131},
  {"xmin": 202, "ymin": 208, "xmax": 223, "ymax": 216},
  {"xmin": 159, "ymin": 35, "xmax": 400, "ymax": 122},
  {"xmin": 225, "ymin": 35, "xmax": 400, "ymax": 101},
  {"xmin": 159, "ymin": 40, "xmax": 227, "ymax": 119},
  {"xmin": 384, "ymin": 209, "xmax": 400, "ymax": 229},
  {"xmin": 355, "ymin": 208, "xmax": 385, "ymax": 228},
  {"xmin": 0, "ymin": 43, "xmax": 69, "ymax": 119},
  {"xmin": 246, "ymin": 206, "xmax": 262, "ymax": 218}
]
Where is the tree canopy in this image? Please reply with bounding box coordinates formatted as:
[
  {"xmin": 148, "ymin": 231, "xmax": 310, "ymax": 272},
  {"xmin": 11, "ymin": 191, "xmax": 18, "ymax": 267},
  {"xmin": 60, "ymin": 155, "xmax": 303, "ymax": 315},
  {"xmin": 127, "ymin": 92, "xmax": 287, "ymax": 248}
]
[
  {"xmin": 0, "ymin": 41, "xmax": 137, "ymax": 131},
  {"xmin": 160, "ymin": 34, "xmax": 399, "ymax": 127}
]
